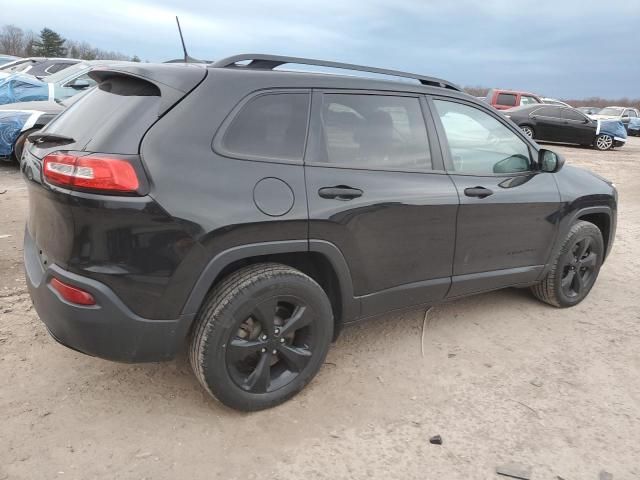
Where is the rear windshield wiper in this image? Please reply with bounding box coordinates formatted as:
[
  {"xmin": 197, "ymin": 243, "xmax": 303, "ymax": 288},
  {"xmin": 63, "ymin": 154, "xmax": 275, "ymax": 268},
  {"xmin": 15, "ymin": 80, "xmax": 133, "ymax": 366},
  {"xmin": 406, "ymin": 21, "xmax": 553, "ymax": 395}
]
[{"xmin": 27, "ymin": 133, "xmax": 75, "ymax": 147}]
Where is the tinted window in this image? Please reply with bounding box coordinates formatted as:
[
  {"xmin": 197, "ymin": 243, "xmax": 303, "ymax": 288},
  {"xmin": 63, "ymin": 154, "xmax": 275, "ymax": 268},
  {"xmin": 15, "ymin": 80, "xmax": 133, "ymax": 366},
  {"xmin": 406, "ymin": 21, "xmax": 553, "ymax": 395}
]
[
  {"xmin": 47, "ymin": 63, "xmax": 71, "ymax": 74},
  {"xmin": 533, "ymin": 106, "xmax": 563, "ymax": 118},
  {"xmin": 520, "ymin": 96, "xmax": 539, "ymax": 106},
  {"xmin": 496, "ymin": 93, "xmax": 517, "ymax": 107},
  {"xmin": 434, "ymin": 100, "xmax": 531, "ymax": 175},
  {"xmin": 221, "ymin": 93, "xmax": 310, "ymax": 161},
  {"xmin": 562, "ymin": 108, "xmax": 587, "ymax": 121},
  {"xmin": 65, "ymin": 72, "xmax": 96, "ymax": 88},
  {"xmin": 312, "ymin": 94, "xmax": 431, "ymax": 170},
  {"xmin": 40, "ymin": 76, "xmax": 162, "ymax": 155}
]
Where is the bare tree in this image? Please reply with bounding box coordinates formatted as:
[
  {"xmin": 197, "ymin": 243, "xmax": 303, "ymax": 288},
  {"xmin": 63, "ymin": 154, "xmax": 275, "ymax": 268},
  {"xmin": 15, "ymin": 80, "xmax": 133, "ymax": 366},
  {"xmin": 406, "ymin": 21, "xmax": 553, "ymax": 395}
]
[{"xmin": 0, "ymin": 24, "xmax": 24, "ymax": 56}]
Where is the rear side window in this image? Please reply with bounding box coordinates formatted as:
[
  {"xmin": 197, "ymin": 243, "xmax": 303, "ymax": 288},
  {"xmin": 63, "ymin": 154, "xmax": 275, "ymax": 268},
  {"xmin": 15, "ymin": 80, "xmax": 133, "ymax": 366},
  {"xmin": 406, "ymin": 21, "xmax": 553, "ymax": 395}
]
[
  {"xmin": 219, "ymin": 93, "xmax": 310, "ymax": 162},
  {"xmin": 310, "ymin": 94, "xmax": 432, "ymax": 170},
  {"xmin": 496, "ymin": 93, "xmax": 517, "ymax": 107}
]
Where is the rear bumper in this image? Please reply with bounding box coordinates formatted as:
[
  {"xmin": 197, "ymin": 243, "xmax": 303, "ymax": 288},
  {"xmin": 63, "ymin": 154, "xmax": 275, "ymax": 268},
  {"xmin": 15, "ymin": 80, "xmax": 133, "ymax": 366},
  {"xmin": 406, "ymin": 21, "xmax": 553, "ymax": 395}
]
[{"xmin": 24, "ymin": 227, "xmax": 195, "ymax": 362}]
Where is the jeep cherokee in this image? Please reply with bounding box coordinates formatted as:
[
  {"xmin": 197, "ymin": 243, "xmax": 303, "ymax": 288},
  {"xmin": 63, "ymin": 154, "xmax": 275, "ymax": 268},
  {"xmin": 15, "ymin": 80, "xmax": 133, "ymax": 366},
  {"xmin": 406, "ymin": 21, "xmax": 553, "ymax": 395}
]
[{"xmin": 22, "ymin": 54, "xmax": 617, "ymax": 411}]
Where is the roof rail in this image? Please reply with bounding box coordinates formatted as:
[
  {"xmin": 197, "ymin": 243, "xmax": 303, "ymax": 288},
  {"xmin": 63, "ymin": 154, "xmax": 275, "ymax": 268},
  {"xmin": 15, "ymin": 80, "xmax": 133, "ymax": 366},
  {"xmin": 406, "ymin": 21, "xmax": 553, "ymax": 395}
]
[{"xmin": 211, "ymin": 54, "xmax": 461, "ymax": 91}]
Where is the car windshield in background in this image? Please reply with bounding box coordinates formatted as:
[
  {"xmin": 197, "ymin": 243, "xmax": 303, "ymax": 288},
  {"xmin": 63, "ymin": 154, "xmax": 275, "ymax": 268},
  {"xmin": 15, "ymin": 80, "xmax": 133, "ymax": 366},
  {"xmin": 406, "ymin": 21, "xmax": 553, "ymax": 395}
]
[
  {"xmin": 598, "ymin": 108, "xmax": 624, "ymax": 116},
  {"xmin": 44, "ymin": 62, "xmax": 88, "ymax": 84}
]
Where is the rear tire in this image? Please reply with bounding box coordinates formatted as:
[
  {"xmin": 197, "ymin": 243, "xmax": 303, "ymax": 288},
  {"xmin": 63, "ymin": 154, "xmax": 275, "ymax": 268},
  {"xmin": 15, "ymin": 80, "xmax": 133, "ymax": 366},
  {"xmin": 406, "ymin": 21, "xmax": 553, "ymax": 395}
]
[
  {"xmin": 13, "ymin": 128, "xmax": 38, "ymax": 164},
  {"xmin": 189, "ymin": 263, "xmax": 333, "ymax": 411},
  {"xmin": 531, "ymin": 221, "xmax": 603, "ymax": 308},
  {"xmin": 594, "ymin": 134, "xmax": 613, "ymax": 151}
]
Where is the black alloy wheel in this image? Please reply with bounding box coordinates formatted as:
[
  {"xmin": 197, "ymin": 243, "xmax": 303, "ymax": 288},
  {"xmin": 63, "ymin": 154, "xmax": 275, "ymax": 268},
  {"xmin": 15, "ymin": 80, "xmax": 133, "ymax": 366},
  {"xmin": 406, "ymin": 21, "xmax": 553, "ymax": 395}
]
[
  {"xmin": 559, "ymin": 237, "xmax": 598, "ymax": 299},
  {"xmin": 531, "ymin": 220, "xmax": 603, "ymax": 308},
  {"xmin": 226, "ymin": 296, "xmax": 316, "ymax": 394},
  {"xmin": 190, "ymin": 263, "xmax": 333, "ymax": 411}
]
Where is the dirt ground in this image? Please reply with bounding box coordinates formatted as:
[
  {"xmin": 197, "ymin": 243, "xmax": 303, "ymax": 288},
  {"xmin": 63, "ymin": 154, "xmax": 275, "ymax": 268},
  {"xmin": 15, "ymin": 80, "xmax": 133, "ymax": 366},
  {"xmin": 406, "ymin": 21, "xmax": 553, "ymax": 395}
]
[{"xmin": 1, "ymin": 138, "xmax": 639, "ymax": 480}]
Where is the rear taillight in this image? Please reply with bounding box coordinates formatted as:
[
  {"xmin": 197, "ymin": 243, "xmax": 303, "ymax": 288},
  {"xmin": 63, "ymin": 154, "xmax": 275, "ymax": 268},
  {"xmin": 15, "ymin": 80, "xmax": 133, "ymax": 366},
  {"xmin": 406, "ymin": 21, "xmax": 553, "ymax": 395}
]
[
  {"xmin": 50, "ymin": 278, "xmax": 96, "ymax": 306},
  {"xmin": 43, "ymin": 152, "xmax": 140, "ymax": 193}
]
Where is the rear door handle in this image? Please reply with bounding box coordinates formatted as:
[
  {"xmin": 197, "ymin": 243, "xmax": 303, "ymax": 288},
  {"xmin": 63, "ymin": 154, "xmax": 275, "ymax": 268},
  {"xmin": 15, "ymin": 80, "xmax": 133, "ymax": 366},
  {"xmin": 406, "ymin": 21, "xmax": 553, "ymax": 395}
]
[
  {"xmin": 464, "ymin": 186, "xmax": 493, "ymax": 198},
  {"xmin": 318, "ymin": 186, "xmax": 363, "ymax": 200}
]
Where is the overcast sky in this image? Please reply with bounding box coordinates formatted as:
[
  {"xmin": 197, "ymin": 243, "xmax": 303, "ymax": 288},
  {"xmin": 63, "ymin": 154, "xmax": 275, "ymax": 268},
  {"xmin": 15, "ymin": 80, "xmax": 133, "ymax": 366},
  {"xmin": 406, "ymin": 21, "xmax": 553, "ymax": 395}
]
[{"xmin": 3, "ymin": 0, "xmax": 638, "ymax": 98}]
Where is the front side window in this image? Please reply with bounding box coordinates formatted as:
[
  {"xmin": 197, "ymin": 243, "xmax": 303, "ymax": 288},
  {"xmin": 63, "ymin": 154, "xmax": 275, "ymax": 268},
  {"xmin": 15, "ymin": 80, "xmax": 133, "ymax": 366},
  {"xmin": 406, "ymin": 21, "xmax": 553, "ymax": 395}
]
[
  {"xmin": 220, "ymin": 92, "xmax": 310, "ymax": 161},
  {"xmin": 312, "ymin": 94, "xmax": 432, "ymax": 170},
  {"xmin": 434, "ymin": 99, "xmax": 532, "ymax": 175},
  {"xmin": 628, "ymin": 110, "xmax": 637, "ymax": 118},
  {"xmin": 520, "ymin": 96, "xmax": 539, "ymax": 106},
  {"xmin": 533, "ymin": 106, "xmax": 563, "ymax": 118},
  {"xmin": 496, "ymin": 93, "xmax": 517, "ymax": 107},
  {"xmin": 562, "ymin": 108, "xmax": 587, "ymax": 121}
]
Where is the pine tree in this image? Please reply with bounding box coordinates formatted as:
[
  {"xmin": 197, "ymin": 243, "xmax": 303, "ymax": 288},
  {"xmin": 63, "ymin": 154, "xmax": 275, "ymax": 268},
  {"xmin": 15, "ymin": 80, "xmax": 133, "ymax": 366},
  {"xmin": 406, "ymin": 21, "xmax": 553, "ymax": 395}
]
[
  {"xmin": 32, "ymin": 28, "xmax": 67, "ymax": 57},
  {"xmin": 131, "ymin": 55, "xmax": 141, "ymax": 62}
]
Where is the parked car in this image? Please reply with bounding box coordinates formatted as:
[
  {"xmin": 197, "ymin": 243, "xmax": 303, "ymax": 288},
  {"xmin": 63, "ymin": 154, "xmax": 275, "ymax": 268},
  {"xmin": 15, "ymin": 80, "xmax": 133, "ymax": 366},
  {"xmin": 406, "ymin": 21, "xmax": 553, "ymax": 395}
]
[
  {"xmin": 590, "ymin": 106, "xmax": 639, "ymax": 132},
  {"xmin": 628, "ymin": 109, "xmax": 640, "ymax": 136},
  {"xmin": 0, "ymin": 55, "xmax": 19, "ymax": 66},
  {"xmin": 485, "ymin": 88, "xmax": 542, "ymax": 110},
  {"xmin": 577, "ymin": 106, "xmax": 601, "ymax": 116},
  {"xmin": 0, "ymin": 60, "xmax": 126, "ymax": 106},
  {"xmin": 541, "ymin": 97, "xmax": 572, "ymax": 107},
  {"xmin": 23, "ymin": 55, "xmax": 617, "ymax": 411},
  {"xmin": 0, "ymin": 57, "xmax": 80, "ymax": 79},
  {"xmin": 0, "ymin": 90, "xmax": 90, "ymax": 162},
  {"xmin": 505, "ymin": 104, "xmax": 626, "ymax": 150}
]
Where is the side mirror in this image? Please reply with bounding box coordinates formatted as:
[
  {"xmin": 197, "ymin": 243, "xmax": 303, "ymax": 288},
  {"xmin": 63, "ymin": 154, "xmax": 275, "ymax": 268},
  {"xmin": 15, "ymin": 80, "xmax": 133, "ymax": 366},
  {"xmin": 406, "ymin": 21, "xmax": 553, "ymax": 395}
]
[
  {"xmin": 539, "ymin": 149, "xmax": 565, "ymax": 173},
  {"xmin": 68, "ymin": 79, "xmax": 90, "ymax": 89}
]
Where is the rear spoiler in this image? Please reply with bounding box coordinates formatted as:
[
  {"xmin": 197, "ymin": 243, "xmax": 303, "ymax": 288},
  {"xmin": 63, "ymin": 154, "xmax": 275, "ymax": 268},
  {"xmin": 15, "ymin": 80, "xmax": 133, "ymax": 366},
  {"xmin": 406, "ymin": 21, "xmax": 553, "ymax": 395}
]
[{"xmin": 88, "ymin": 63, "xmax": 207, "ymax": 115}]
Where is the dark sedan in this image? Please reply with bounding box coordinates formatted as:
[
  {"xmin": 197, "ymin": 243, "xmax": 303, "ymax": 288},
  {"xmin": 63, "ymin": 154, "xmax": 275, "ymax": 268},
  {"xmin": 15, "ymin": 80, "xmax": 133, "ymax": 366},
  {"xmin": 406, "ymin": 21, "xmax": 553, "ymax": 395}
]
[{"xmin": 505, "ymin": 104, "xmax": 626, "ymax": 151}]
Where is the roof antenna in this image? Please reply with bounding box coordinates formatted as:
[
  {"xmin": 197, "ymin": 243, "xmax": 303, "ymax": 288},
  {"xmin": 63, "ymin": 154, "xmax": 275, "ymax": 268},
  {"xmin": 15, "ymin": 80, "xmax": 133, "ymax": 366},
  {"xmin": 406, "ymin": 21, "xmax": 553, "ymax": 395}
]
[{"xmin": 175, "ymin": 16, "xmax": 197, "ymax": 63}]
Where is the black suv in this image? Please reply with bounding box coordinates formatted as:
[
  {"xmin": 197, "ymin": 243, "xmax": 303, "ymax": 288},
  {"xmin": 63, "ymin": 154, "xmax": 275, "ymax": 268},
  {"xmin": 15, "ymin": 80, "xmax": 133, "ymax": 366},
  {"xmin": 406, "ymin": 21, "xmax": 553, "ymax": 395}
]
[{"xmin": 22, "ymin": 55, "xmax": 617, "ymax": 411}]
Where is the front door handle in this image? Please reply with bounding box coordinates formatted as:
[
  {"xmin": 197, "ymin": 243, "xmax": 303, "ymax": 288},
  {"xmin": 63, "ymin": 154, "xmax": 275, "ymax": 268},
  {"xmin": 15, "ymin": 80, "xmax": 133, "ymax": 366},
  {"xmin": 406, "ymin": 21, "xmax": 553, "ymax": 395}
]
[
  {"xmin": 318, "ymin": 186, "xmax": 363, "ymax": 200},
  {"xmin": 464, "ymin": 186, "xmax": 493, "ymax": 198}
]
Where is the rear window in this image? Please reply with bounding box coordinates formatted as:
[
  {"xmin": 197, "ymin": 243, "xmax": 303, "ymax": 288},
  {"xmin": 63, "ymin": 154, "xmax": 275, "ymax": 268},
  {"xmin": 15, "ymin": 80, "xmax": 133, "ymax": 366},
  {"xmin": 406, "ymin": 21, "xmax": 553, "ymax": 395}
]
[
  {"xmin": 39, "ymin": 76, "xmax": 160, "ymax": 154},
  {"xmin": 218, "ymin": 92, "xmax": 310, "ymax": 162},
  {"xmin": 496, "ymin": 93, "xmax": 517, "ymax": 107},
  {"xmin": 40, "ymin": 75, "xmax": 162, "ymax": 155}
]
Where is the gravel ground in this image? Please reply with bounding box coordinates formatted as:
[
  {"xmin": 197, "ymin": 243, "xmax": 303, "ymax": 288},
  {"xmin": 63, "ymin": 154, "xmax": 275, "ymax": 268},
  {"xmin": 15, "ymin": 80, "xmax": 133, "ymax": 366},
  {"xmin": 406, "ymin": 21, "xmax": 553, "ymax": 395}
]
[{"xmin": 1, "ymin": 138, "xmax": 639, "ymax": 480}]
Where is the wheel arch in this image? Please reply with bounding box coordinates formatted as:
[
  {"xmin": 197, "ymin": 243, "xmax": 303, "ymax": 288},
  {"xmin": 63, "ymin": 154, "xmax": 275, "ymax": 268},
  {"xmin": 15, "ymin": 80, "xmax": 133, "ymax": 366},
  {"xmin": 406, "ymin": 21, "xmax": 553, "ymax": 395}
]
[
  {"xmin": 181, "ymin": 240, "xmax": 359, "ymax": 340},
  {"xmin": 539, "ymin": 205, "xmax": 614, "ymax": 280}
]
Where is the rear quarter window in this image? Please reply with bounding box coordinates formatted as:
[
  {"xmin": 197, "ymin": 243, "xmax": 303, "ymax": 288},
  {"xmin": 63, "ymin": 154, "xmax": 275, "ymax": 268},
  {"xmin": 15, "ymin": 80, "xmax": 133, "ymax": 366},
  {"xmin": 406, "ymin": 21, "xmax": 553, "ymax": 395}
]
[{"xmin": 215, "ymin": 92, "xmax": 310, "ymax": 162}]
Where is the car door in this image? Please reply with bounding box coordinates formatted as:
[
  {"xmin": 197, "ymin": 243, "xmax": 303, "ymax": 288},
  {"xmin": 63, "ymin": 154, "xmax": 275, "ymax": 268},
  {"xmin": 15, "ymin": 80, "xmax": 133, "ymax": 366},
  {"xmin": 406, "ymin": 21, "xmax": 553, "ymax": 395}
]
[
  {"xmin": 622, "ymin": 109, "xmax": 635, "ymax": 131},
  {"xmin": 429, "ymin": 97, "xmax": 561, "ymax": 298},
  {"xmin": 304, "ymin": 91, "xmax": 459, "ymax": 318},
  {"xmin": 530, "ymin": 105, "xmax": 565, "ymax": 141},
  {"xmin": 561, "ymin": 107, "xmax": 596, "ymax": 145}
]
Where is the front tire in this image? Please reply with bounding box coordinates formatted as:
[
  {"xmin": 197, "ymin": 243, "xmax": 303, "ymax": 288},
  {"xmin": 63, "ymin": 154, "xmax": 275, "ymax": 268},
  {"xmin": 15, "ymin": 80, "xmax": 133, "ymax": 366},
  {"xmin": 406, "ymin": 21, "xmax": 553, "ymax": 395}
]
[
  {"xmin": 521, "ymin": 125, "xmax": 535, "ymax": 139},
  {"xmin": 594, "ymin": 134, "xmax": 613, "ymax": 151},
  {"xmin": 531, "ymin": 221, "xmax": 603, "ymax": 308},
  {"xmin": 190, "ymin": 263, "xmax": 333, "ymax": 411}
]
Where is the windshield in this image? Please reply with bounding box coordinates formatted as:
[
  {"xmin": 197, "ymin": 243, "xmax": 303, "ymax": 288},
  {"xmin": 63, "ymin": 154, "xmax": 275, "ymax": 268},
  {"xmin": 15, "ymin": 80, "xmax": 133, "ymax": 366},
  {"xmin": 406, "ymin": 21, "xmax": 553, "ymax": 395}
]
[
  {"xmin": 45, "ymin": 62, "xmax": 89, "ymax": 84},
  {"xmin": 598, "ymin": 107, "xmax": 623, "ymax": 116}
]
